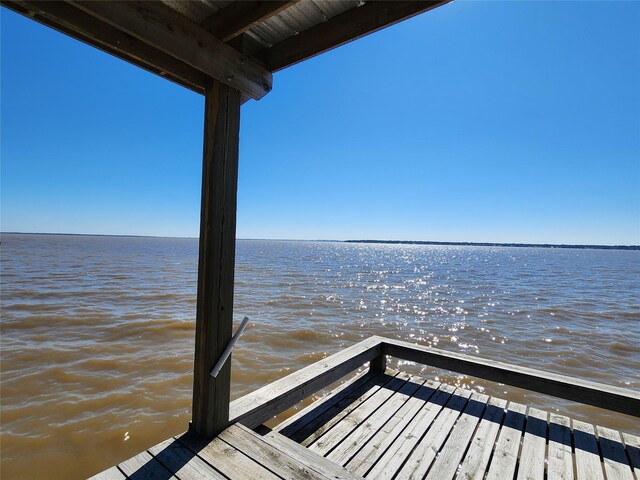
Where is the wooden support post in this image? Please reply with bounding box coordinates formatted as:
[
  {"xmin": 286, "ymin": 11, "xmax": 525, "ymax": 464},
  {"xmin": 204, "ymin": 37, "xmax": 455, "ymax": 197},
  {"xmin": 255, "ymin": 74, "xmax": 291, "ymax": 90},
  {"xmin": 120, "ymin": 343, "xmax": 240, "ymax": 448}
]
[
  {"xmin": 370, "ymin": 353, "xmax": 386, "ymax": 373},
  {"xmin": 191, "ymin": 78, "xmax": 241, "ymax": 438}
]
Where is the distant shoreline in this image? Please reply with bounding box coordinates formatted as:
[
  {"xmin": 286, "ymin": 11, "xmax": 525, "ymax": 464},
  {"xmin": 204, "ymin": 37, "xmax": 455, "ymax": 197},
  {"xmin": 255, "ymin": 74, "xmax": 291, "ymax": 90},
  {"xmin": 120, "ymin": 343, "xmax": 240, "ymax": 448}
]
[
  {"xmin": 344, "ymin": 239, "xmax": 640, "ymax": 251},
  {"xmin": 2, "ymin": 232, "xmax": 638, "ymax": 251}
]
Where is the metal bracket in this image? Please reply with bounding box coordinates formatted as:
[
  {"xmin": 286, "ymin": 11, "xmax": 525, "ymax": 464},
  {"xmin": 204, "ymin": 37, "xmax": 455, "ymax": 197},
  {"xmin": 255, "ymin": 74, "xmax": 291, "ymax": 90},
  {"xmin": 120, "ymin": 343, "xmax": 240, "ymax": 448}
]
[{"xmin": 210, "ymin": 316, "xmax": 249, "ymax": 378}]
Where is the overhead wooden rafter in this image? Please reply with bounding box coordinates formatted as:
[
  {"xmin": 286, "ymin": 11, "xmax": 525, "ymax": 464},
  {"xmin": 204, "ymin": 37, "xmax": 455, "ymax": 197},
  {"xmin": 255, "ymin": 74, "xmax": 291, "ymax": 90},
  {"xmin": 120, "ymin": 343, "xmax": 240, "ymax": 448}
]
[
  {"xmin": 200, "ymin": 1, "xmax": 297, "ymax": 42},
  {"xmin": 2, "ymin": 0, "xmax": 451, "ymax": 100},
  {"xmin": 254, "ymin": 1, "xmax": 449, "ymax": 72}
]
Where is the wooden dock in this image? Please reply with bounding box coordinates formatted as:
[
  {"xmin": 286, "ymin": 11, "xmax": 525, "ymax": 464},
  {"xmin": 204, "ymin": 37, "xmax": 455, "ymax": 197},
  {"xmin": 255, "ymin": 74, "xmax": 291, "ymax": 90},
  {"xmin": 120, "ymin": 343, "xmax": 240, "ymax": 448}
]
[{"xmin": 91, "ymin": 336, "xmax": 640, "ymax": 480}]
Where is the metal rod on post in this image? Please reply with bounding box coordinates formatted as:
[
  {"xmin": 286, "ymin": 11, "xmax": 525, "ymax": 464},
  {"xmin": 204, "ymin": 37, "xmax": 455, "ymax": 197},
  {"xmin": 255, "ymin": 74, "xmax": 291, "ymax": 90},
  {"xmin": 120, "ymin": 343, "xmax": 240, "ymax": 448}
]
[{"xmin": 210, "ymin": 317, "xmax": 249, "ymax": 378}]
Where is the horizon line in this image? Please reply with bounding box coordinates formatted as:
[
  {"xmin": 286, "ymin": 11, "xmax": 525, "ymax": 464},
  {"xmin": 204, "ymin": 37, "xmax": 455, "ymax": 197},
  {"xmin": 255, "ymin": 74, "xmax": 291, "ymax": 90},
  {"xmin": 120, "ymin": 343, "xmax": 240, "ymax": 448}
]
[{"xmin": 2, "ymin": 231, "xmax": 639, "ymax": 251}]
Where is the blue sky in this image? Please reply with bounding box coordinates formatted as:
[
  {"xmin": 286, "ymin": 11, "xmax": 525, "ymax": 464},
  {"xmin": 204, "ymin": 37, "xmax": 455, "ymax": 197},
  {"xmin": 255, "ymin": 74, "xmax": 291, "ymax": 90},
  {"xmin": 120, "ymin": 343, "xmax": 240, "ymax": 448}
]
[{"xmin": 2, "ymin": 1, "xmax": 639, "ymax": 244}]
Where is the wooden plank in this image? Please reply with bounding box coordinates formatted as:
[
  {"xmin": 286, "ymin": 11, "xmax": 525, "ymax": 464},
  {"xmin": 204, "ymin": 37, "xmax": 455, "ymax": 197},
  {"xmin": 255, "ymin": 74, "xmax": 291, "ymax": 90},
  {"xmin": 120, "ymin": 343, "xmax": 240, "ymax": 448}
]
[
  {"xmin": 596, "ymin": 426, "xmax": 634, "ymax": 480},
  {"xmin": 70, "ymin": 1, "xmax": 272, "ymax": 99},
  {"xmin": 219, "ymin": 424, "xmax": 359, "ymax": 480},
  {"xmin": 365, "ymin": 383, "xmax": 456, "ymax": 479},
  {"xmin": 87, "ymin": 466, "xmax": 126, "ymax": 480},
  {"xmin": 148, "ymin": 437, "xmax": 226, "ymax": 480},
  {"xmin": 118, "ymin": 449, "xmax": 177, "ymax": 479},
  {"xmin": 230, "ymin": 336, "xmax": 382, "ymax": 429},
  {"xmin": 326, "ymin": 375, "xmax": 426, "ymax": 465},
  {"xmin": 275, "ymin": 369, "xmax": 376, "ymax": 436},
  {"xmin": 4, "ymin": 1, "xmax": 207, "ymax": 94},
  {"xmin": 381, "ymin": 336, "xmax": 640, "ymax": 417},
  {"xmin": 296, "ymin": 372, "xmax": 400, "ymax": 447},
  {"xmin": 485, "ymin": 402, "xmax": 527, "ymax": 480},
  {"xmin": 573, "ymin": 420, "xmax": 605, "ymax": 480},
  {"xmin": 176, "ymin": 430, "xmax": 282, "ymax": 480},
  {"xmin": 255, "ymin": 1, "xmax": 451, "ymax": 71},
  {"xmin": 262, "ymin": 429, "xmax": 364, "ymax": 480},
  {"xmin": 190, "ymin": 79, "xmax": 241, "ymax": 437},
  {"xmin": 548, "ymin": 414, "xmax": 574, "ymax": 480},
  {"xmin": 394, "ymin": 387, "xmax": 473, "ymax": 480},
  {"xmin": 425, "ymin": 391, "xmax": 490, "ymax": 480},
  {"xmin": 516, "ymin": 407, "xmax": 548, "ymax": 480},
  {"xmin": 456, "ymin": 396, "xmax": 508, "ymax": 480},
  {"xmin": 621, "ymin": 432, "xmax": 640, "ymax": 477},
  {"xmin": 201, "ymin": 1, "xmax": 296, "ymax": 41},
  {"xmin": 346, "ymin": 380, "xmax": 442, "ymax": 476},
  {"xmin": 308, "ymin": 373, "xmax": 411, "ymax": 456}
]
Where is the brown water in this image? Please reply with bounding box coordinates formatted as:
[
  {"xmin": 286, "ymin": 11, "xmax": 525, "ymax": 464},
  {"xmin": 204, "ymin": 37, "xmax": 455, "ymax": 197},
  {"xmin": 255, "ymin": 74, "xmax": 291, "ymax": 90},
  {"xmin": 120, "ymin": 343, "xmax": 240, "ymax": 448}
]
[{"xmin": 1, "ymin": 233, "xmax": 639, "ymax": 479}]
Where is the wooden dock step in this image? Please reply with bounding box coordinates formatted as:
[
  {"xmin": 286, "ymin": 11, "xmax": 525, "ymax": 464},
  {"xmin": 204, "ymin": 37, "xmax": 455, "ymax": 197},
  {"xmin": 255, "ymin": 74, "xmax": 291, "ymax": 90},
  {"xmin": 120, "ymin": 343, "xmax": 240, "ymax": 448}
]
[{"xmin": 90, "ymin": 423, "xmax": 362, "ymax": 480}]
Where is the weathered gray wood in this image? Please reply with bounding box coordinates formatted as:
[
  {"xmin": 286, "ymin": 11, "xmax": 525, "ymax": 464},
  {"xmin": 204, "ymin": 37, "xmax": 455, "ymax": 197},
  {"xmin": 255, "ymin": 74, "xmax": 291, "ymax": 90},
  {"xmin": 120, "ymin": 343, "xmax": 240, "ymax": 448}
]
[
  {"xmin": 297, "ymin": 372, "xmax": 400, "ymax": 447},
  {"xmin": 485, "ymin": 402, "xmax": 527, "ymax": 480},
  {"xmin": 395, "ymin": 387, "xmax": 472, "ymax": 479},
  {"xmin": 548, "ymin": 414, "xmax": 574, "ymax": 480},
  {"xmin": 309, "ymin": 373, "xmax": 411, "ymax": 456},
  {"xmin": 219, "ymin": 424, "xmax": 360, "ymax": 480},
  {"xmin": 596, "ymin": 426, "xmax": 634, "ymax": 480},
  {"xmin": 425, "ymin": 391, "xmax": 490, "ymax": 480},
  {"xmin": 148, "ymin": 437, "xmax": 226, "ymax": 480},
  {"xmin": 275, "ymin": 369, "xmax": 375, "ymax": 436},
  {"xmin": 263, "ymin": 429, "xmax": 365, "ymax": 480},
  {"xmin": 326, "ymin": 375, "xmax": 425, "ymax": 465},
  {"xmin": 3, "ymin": 1, "xmax": 207, "ymax": 94},
  {"xmin": 380, "ymin": 336, "xmax": 640, "ymax": 417},
  {"xmin": 573, "ymin": 420, "xmax": 605, "ymax": 480},
  {"xmin": 366, "ymin": 383, "xmax": 455, "ymax": 479},
  {"xmin": 457, "ymin": 396, "xmax": 508, "ymax": 480},
  {"xmin": 87, "ymin": 466, "xmax": 126, "ymax": 480},
  {"xmin": 201, "ymin": 1, "xmax": 296, "ymax": 41},
  {"xmin": 176, "ymin": 430, "xmax": 281, "ymax": 480},
  {"xmin": 230, "ymin": 336, "xmax": 382, "ymax": 429},
  {"xmin": 70, "ymin": 1, "xmax": 272, "ymax": 99},
  {"xmin": 118, "ymin": 449, "xmax": 177, "ymax": 479},
  {"xmin": 516, "ymin": 407, "xmax": 548, "ymax": 480},
  {"xmin": 621, "ymin": 432, "xmax": 640, "ymax": 477},
  {"xmin": 256, "ymin": 1, "xmax": 450, "ymax": 71},
  {"xmin": 190, "ymin": 79, "xmax": 241, "ymax": 437},
  {"xmin": 347, "ymin": 380, "xmax": 441, "ymax": 476}
]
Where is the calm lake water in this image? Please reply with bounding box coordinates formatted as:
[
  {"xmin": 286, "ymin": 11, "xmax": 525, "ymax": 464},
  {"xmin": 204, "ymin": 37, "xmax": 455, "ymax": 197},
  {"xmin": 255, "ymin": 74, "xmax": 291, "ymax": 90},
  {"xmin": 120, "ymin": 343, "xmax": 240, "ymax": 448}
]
[{"xmin": 1, "ymin": 233, "xmax": 639, "ymax": 479}]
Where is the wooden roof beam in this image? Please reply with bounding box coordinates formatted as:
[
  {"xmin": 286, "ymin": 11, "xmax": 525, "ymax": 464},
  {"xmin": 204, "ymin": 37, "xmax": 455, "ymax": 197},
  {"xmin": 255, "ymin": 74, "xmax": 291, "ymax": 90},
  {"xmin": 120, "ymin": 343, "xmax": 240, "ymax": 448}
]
[
  {"xmin": 69, "ymin": 1, "xmax": 272, "ymax": 100},
  {"xmin": 200, "ymin": 1, "xmax": 297, "ymax": 42},
  {"xmin": 2, "ymin": 1, "xmax": 208, "ymax": 94},
  {"xmin": 255, "ymin": 0, "xmax": 451, "ymax": 72}
]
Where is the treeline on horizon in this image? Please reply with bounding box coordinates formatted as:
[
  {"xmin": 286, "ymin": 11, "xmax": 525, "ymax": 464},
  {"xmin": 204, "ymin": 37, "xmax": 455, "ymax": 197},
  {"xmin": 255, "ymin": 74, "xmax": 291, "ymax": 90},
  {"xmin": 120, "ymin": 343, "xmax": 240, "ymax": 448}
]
[{"xmin": 344, "ymin": 240, "xmax": 640, "ymax": 251}]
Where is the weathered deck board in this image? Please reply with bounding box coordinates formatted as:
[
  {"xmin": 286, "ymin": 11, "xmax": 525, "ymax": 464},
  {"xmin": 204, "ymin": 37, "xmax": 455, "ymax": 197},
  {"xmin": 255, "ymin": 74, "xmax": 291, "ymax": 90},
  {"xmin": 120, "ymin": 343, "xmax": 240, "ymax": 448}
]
[
  {"xmin": 176, "ymin": 430, "xmax": 281, "ymax": 480},
  {"xmin": 308, "ymin": 373, "xmax": 411, "ymax": 455},
  {"xmin": 220, "ymin": 424, "xmax": 361, "ymax": 480},
  {"xmin": 394, "ymin": 387, "xmax": 473, "ymax": 479},
  {"xmin": 88, "ymin": 466, "xmax": 126, "ymax": 480},
  {"xmin": 424, "ymin": 391, "xmax": 490, "ymax": 480},
  {"xmin": 92, "ymin": 369, "xmax": 639, "ymax": 480},
  {"xmin": 573, "ymin": 420, "xmax": 605, "ymax": 480},
  {"xmin": 517, "ymin": 407, "xmax": 548, "ymax": 480},
  {"xmin": 364, "ymin": 383, "xmax": 456, "ymax": 479},
  {"xmin": 622, "ymin": 432, "xmax": 640, "ymax": 477},
  {"xmin": 548, "ymin": 414, "xmax": 574, "ymax": 480},
  {"xmin": 148, "ymin": 437, "xmax": 227, "ymax": 480},
  {"xmin": 325, "ymin": 375, "xmax": 426, "ymax": 465},
  {"xmin": 485, "ymin": 401, "xmax": 527, "ymax": 480},
  {"xmin": 456, "ymin": 396, "xmax": 508, "ymax": 480},
  {"xmin": 118, "ymin": 449, "xmax": 177, "ymax": 479},
  {"xmin": 280, "ymin": 371, "xmax": 399, "ymax": 446},
  {"xmin": 346, "ymin": 380, "xmax": 442, "ymax": 476},
  {"xmin": 596, "ymin": 426, "xmax": 635, "ymax": 480}
]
